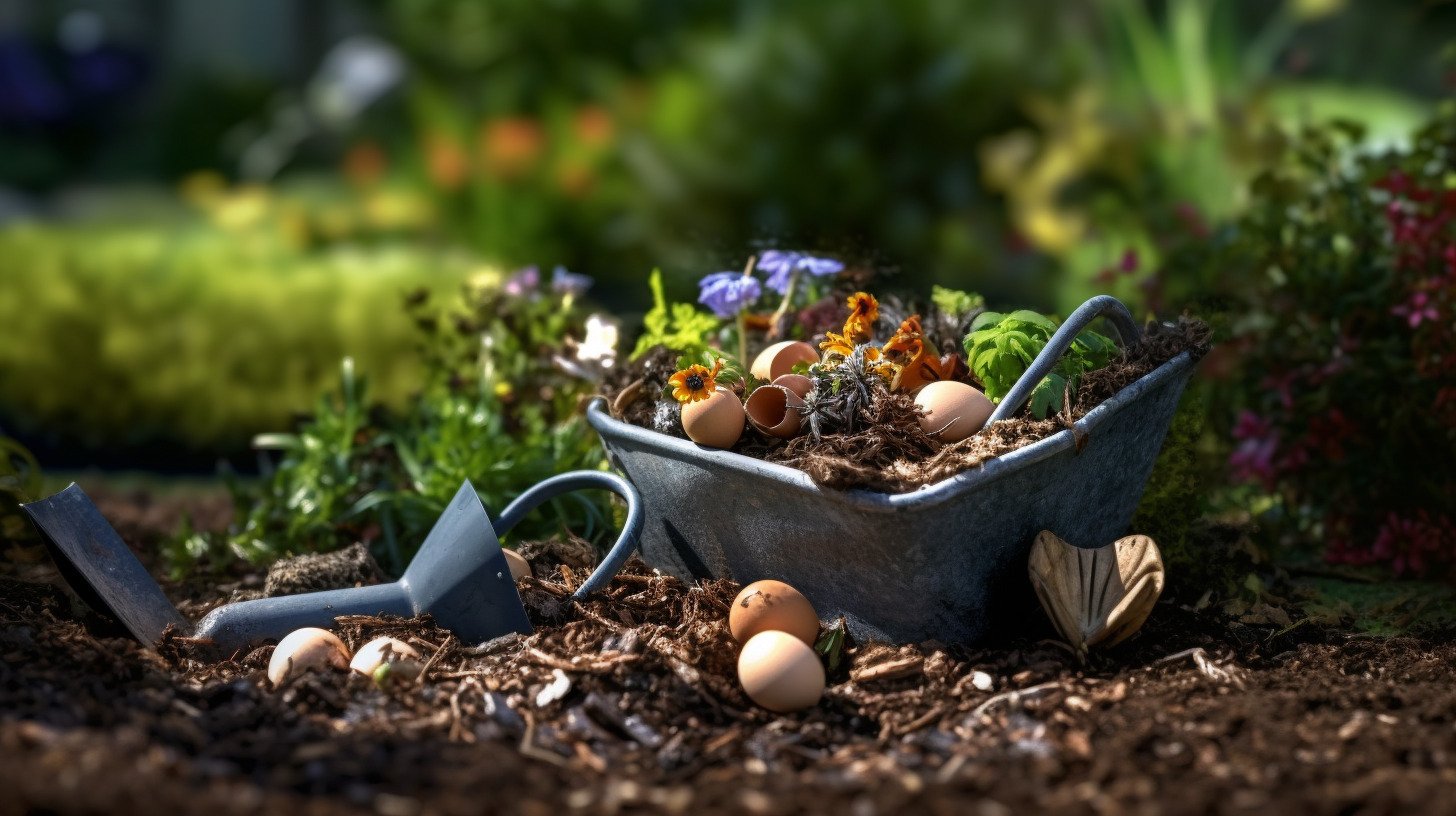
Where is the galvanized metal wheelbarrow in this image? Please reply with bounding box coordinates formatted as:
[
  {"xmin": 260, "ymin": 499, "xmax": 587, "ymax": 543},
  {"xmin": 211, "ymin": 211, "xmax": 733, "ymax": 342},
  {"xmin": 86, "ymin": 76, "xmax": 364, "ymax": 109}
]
[{"xmin": 588, "ymin": 295, "xmax": 1198, "ymax": 644}]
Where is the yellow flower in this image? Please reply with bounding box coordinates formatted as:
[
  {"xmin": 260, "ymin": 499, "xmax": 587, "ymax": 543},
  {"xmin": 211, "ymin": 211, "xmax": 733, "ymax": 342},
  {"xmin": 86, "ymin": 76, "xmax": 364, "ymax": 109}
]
[
  {"xmin": 844, "ymin": 291, "xmax": 879, "ymax": 343},
  {"xmin": 668, "ymin": 358, "xmax": 723, "ymax": 404},
  {"xmin": 819, "ymin": 331, "xmax": 855, "ymax": 361}
]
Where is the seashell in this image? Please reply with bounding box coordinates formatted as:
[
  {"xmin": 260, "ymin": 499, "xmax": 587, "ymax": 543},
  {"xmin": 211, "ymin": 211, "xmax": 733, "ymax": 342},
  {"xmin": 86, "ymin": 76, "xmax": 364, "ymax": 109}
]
[{"xmin": 1027, "ymin": 531, "xmax": 1164, "ymax": 654}]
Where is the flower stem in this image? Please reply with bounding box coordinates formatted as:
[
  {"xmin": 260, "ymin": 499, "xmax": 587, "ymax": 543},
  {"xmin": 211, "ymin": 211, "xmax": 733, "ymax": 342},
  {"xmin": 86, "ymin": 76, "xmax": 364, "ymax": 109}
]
[
  {"xmin": 736, "ymin": 254, "xmax": 757, "ymax": 365},
  {"xmin": 767, "ymin": 269, "xmax": 802, "ymax": 339}
]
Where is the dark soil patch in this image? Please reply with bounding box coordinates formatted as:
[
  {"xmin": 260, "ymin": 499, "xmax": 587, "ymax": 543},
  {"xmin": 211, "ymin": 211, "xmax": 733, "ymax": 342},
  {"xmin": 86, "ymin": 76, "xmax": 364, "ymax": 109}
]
[{"xmin": 4, "ymin": 491, "xmax": 1456, "ymax": 815}]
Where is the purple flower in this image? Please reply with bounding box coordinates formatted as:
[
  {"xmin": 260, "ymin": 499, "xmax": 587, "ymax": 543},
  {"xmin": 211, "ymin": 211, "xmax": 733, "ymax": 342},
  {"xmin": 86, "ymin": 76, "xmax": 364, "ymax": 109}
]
[
  {"xmin": 551, "ymin": 265, "xmax": 593, "ymax": 296},
  {"xmin": 504, "ymin": 265, "xmax": 540, "ymax": 297},
  {"xmin": 757, "ymin": 250, "xmax": 845, "ymax": 295},
  {"xmin": 697, "ymin": 272, "xmax": 762, "ymax": 318}
]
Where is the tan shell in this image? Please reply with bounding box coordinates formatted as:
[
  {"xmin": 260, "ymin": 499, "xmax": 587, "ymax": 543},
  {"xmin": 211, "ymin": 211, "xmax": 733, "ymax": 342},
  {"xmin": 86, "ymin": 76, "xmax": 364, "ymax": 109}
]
[
  {"xmin": 680, "ymin": 387, "xmax": 746, "ymax": 448},
  {"xmin": 772, "ymin": 373, "xmax": 813, "ymax": 399},
  {"xmin": 750, "ymin": 341, "xmax": 818, "ymax": 382},
  {"xmin": 502, "ymin": 549, "xmax": 532, "ymax": 581},
  {"xmin": 1028, "ymin": 531, "xmax": 1164, "ymax": 654},
  {"xmin": 744, "ymin": 384, "xmax": 805, "ymax": 439}
]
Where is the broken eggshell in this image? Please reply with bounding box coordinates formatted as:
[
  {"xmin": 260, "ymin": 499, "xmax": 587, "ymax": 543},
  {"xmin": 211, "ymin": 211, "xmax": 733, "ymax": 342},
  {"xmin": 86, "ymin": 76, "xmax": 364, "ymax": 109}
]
[
  {"xmin": 729, "ymin": 579, "xmax": 820, "ymax": 645},
  {"xmin": 1028, "ymin": 531, "xmax": 1165, "ymax": 654},
  {"xmin": 744, "ymin": 384, "xmax": 806, "ymax": 439},
  {"xmin": 750, "ymin": 341, "xmax": 818, "ymax": 382},
  {"xmin": 736, "ymin": 629, "xmax": 826, "ymax": 713},
  {"xmin": 349, "ymin": 636, "xmax": 422, "ymax": 677},
  {"xmin": 267, "ymin": 627, "xmax": 351, "ymax": 686},
  {"xmin": 772, "ymin": 373, "xmax": 813, "ymax": 399},
  {"xmin": 914, "ymin": 380, "xmax": 994, "ymax": 443},
  {"xmin": 680, "ymin": 386, "xmax": 746, "ymax": 448}
]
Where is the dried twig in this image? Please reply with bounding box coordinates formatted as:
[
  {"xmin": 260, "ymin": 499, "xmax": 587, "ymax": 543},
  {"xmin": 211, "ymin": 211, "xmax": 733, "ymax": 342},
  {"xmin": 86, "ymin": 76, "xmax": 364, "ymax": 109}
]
[{"xmin": 1148, "ymin": 647, "xmax": 1245, "ymax": 689}]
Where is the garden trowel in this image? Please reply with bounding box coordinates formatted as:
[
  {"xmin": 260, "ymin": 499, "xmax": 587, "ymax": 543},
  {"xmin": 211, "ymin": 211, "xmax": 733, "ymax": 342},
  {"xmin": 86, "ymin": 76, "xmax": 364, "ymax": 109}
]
[{"xmin": 22, "ymin": 472, "xmax": 643, "ymax": 654}]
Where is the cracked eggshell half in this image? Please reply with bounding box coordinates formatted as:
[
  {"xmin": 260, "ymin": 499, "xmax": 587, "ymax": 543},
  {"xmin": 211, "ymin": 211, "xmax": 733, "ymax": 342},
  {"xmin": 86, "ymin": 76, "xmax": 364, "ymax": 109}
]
[
  {"xmin": 350, "ymin": 636, "xmax": 422, "ymax": 677},
  {"xmin": 745, "ymin": 384, "xmax": 806, "ymax": 439},
  {"xmin": 751, "ymin": 341, "xmax": 818, "ymax": 382},
  {"xmin": 268, "ymin": 627, "xmax": 351, "ymax": 686},
  {"xmin": 681, "ymin": 386, "xmax": 746, "ymax": 448}
]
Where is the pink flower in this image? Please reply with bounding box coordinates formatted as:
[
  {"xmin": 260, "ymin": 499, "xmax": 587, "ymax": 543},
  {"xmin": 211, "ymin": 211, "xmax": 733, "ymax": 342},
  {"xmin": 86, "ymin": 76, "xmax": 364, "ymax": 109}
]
[
  {"xmin": 1229, "ymin": 411, "xmax": 1280, "ymax": 489},
  {"xmin": 1392, "ymin": 290, "xmax": 1439, "ymax": 328}
]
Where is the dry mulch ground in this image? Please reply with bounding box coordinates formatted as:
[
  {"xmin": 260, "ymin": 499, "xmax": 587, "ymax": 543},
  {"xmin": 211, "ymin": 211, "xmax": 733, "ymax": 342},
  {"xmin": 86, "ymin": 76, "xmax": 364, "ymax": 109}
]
[{"xmin": 3, "ymin": 491, "xmax": 1456, "ymax": 815}]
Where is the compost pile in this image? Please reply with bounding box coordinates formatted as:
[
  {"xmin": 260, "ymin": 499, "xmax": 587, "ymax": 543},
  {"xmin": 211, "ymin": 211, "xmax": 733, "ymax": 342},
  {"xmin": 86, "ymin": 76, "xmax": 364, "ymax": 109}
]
[
  {"xmin": 5, "ymin": 494, "xmax": 1456, "ymax": 815},
  {"xmin": 607, "ymin": 317, "xmax": 1210, "ymax": 492}
]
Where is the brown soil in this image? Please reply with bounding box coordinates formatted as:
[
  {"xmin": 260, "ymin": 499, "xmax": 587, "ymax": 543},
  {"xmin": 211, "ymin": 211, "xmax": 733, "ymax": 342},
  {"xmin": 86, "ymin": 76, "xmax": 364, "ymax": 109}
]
[{"xmin": 4, "ymin": 492, "xmax": 1456, "ymax": 815}]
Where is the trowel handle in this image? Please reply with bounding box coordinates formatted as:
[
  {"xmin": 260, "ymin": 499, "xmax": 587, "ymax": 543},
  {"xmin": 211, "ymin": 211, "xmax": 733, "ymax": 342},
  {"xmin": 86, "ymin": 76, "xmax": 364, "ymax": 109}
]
[
  {"xmin": 492, "ymin": 470, "xmax": 644, "ymax": 599},
  {"xmin": 194, "ymin": 583, "xmax": 413, "ymax": 655},
  {"xmin": 986, "ymin": 295, "xmax": 1141, "ymax": 425}
]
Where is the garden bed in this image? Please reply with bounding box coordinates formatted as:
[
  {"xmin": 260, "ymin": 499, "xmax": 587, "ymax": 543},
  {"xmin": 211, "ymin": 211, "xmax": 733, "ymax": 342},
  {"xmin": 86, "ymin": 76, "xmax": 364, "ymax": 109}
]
[{"xmin": 3, "ymin": 490, "xmax": 1456, "ymax": 815}]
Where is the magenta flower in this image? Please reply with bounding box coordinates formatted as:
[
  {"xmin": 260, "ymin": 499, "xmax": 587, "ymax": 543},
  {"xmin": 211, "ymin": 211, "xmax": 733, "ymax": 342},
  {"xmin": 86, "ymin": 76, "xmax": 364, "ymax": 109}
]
[
  {"xmin": 1229, "ymin": 411, "xmax": 1279, "ymax": 489},
  {"xmin": 1392, "ymin": 290, "xmax": 1439, "ymax": 328}
]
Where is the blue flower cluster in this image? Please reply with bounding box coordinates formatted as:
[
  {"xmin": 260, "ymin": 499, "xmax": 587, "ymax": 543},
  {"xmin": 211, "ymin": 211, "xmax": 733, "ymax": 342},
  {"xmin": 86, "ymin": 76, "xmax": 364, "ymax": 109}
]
[
  {"xmin": 697, "ymin": 272, "xmax": 762, "ymax": 318},
  {"xmin": 696, "ymin": 251, "xmax": 843, "ymax": 317}
]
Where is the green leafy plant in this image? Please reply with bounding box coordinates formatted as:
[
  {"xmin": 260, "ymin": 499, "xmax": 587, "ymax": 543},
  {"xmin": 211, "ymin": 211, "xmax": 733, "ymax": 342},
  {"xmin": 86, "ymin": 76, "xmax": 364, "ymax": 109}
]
[
  {"xmin": 631, "ymin": 269, "xmax": 719, "ymax": 360},
  {"xmin": 171, "ymin": 270, "xmax": 611, "ymax": 576},
  {"xmin": 963, "ymin": 310, "xmax": 1118, "ymax": 418},
  {"xmin": 0, "ymin": 434, "xmax": 42, "ymax": 551},
  {"xmin": 930, "ymin": 286, "xmax": 985, "ymax": 321}
]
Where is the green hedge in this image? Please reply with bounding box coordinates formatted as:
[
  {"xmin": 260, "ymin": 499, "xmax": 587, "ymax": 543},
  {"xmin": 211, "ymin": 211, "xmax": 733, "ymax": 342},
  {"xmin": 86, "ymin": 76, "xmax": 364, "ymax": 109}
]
[{"xmin": 0, "ymin": 222, "xmax": 475, "ymax": 452}]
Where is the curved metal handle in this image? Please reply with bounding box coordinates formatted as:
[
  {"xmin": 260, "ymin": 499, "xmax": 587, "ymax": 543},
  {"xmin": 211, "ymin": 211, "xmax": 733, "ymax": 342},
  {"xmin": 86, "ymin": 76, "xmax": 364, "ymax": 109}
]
[
  {"xmin": 986, "ymin": 295, "xmax": 1141, "ymax": 425},
  {"xmin": 492, "ymin": 470, "xmax": 644, "ymax": 599}
]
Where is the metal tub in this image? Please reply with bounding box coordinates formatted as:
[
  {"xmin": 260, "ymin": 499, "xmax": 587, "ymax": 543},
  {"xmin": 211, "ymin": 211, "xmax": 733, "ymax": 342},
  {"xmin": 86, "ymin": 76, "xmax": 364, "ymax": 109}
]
[{"xmin": 588, "ymin": 296, "xmax": 1198, "ymax": 644}]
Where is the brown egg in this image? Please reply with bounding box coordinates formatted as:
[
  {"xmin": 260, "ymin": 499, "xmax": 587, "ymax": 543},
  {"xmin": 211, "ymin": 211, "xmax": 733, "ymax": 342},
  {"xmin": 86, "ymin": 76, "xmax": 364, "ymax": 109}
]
[
  {"xmin": 914, "ymin": 380, "xmax": 995, "ymax": 443},
  {"xmin": 681, "ymin": 387, "xmax": 745, "ymax": 448},
  {"xmin": 750, "ymin": 341, "xmax": 819, "ymax": 382},
  {"xmin": 502, "ymin": 548, "xmax": 532, "ymax": 581},
  {"xmin": 772, "ymin": 373, "xmax": 814, "ymax": 399},
  {"xmin": 744, "ymin": 384, "xmax": 806, "ymax": 439},
  {"xmin": 349, "ymin": 636, "xmax": 422, "ymax": 676},
  {"xmin": 729, "ymin": 579, "xmax": 820, "ymax": 645},
  {"xmin": 267, "ymin": 627, "xmax": 351, "ymax": 686},
  {"xmin": 736, "ymin": 630, "xmax": 826, "ymax": 712}
]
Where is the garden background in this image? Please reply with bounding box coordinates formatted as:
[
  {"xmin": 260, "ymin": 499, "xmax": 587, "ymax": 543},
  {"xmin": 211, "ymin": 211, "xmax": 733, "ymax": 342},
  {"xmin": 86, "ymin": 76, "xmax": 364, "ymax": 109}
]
[{"xmin": 3, "ymin": 0, "xmax": 1455, "ymax": 616}]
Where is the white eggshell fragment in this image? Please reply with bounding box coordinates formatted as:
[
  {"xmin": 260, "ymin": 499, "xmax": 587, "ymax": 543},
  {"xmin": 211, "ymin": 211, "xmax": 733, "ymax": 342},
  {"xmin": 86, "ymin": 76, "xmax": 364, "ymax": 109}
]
[
  {"xmin": 751, "ymin": 341, "xmax": 819, "ymax": 382},
  {"xmin": 267, "ymin": 627, "xmax": 351, "ymax": 687},
  {"xmin": 503, "ymin": 548, "xmax": 532, "ymax": 581},
  {"xmin": 681, "ymin": 387, "xmax": 746, "ymax": 448},
  {"xmin": 349, "ymin": 636, "xmax": 421, "ymax": 677},
  {"xmin": 914, "ymin": 380, "xmax": 995, "ymax": 442},
  {"xmin": 736, "ymin": 630, "xmax": 826, "ymax": 713}
]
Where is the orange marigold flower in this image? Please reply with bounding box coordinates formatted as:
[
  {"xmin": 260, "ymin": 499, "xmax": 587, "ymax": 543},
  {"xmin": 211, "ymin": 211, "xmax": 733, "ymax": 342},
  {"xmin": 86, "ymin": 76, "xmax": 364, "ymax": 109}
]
[
  {"xmin": 883, "ymin": 314, "xmax": 924, "ymax": 365},
  {"xmin": 893, "ymin": 352, "xmax": 971, "ymax": 393},
  {"xmin": 819, "ymin": 331, "xmax": 855, "ymax": 360},
  {"xmin": 668, "ymin": 358, "xmax": 724, "ymax": 403},
  {"xmin": 843, "ymin": 291, "xmax": 879, "ymax": 343}
]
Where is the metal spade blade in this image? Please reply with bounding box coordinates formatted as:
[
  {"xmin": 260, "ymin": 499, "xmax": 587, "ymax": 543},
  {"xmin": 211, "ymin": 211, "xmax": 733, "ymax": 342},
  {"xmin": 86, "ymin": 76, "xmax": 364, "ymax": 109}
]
[
  {"xmin": 22, "ymin": 480, "xmax": 530, "ymax": 653},
  {"xmin": 21, "ymin": 471, "xmax": 643, "ymax": 654},
  {"xmin": 21, "ymin": 482, "xmax": 190, "ymax": 645}
]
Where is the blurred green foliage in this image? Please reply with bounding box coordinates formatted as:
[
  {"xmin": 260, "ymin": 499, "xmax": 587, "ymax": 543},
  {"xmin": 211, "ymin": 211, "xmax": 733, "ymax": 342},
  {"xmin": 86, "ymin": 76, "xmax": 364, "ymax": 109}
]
[
  {"xmin": 0, "ymin": 192, "xmax": 474, "ymax": 454},
  {"xmin": 169, "ymin": 271, "xmax": 612, "ymax": 574},
  {"xmin": 0, "ymin": 434, "xmax": 43, "ymax": 551}
]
